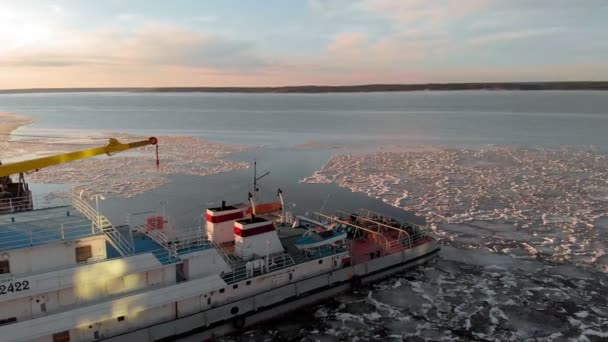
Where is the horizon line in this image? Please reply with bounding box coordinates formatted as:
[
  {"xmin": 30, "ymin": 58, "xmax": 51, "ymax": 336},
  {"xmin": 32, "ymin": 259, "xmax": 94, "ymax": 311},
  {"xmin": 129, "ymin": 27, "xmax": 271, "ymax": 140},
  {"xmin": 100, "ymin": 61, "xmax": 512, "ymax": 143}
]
[{"xmin": 1, "ymin": 81, "xmax": 608, "ymax": 94}]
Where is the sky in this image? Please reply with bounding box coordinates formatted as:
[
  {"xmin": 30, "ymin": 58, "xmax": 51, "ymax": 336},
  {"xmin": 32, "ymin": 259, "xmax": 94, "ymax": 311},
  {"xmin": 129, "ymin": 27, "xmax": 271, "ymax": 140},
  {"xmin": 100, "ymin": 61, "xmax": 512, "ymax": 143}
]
[{"xmin": 0, "ymin": 0, "xmax": 607, "ymax": 88}]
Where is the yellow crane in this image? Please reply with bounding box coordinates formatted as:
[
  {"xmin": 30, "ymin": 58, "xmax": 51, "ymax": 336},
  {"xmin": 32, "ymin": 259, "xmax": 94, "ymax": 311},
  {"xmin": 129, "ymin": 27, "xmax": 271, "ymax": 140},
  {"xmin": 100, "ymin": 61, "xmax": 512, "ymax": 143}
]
[{"xmin": 0, "ymin": 136, "xmax": 158, "ymax": 213}]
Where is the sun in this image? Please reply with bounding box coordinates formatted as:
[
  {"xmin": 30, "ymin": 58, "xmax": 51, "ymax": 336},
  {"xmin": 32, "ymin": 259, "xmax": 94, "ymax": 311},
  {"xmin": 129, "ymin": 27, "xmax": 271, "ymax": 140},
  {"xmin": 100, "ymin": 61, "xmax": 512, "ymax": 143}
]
[{"xmin": 0, "ymin": 5, "xmax": 53, "ymax": 52}]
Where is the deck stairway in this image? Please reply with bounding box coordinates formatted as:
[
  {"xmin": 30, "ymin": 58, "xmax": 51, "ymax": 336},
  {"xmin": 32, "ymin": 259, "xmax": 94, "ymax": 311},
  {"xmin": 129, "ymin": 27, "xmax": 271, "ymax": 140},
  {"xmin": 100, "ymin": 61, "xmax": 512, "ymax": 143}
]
[{"xmin": 71, "ymin": 192, "xmax": 134, "ymax": 256}]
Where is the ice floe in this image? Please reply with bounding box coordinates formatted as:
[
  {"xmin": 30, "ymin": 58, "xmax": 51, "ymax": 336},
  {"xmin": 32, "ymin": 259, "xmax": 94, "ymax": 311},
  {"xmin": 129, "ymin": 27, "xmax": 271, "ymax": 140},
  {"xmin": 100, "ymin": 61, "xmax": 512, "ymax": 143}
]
[{"xmin": 302, "ymin": 146, "xmax": 608, "ymax": 269}]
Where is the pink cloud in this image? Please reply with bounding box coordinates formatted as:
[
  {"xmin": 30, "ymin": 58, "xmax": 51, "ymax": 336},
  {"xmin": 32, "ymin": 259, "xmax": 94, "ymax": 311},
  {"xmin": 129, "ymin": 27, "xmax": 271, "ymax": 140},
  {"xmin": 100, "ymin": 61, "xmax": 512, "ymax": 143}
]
[
  {"xmin": 328, "ymin": 32, "xmax": 368, "ymax": 51},
  {"xmin": 468, "ymin": 27, "xmax": 562, "ymax": 46},
  {"xmin": 361, "ymin": 0, "xmax": 489, "ymax": 28}
]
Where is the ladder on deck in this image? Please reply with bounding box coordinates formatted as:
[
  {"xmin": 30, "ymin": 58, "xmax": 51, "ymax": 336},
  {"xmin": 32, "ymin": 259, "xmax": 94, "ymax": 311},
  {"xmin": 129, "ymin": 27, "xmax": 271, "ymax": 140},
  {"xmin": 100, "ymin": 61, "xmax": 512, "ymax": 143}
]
[{"xmin": 71, "ymin": 193, "xmax": 134, "ymax": 256}]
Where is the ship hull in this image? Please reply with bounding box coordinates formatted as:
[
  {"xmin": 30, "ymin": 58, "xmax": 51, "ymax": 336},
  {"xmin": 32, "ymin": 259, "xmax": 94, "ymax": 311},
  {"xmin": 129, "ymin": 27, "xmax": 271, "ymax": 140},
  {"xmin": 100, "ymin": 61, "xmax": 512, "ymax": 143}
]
[{"xmin": 103, "ymin": 242, "xmax": 440, "ymax": 342}]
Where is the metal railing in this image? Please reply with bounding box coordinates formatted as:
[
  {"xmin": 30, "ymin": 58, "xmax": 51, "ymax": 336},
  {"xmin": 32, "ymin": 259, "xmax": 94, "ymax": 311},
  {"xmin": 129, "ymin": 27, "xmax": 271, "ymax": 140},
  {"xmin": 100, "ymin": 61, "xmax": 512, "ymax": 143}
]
[
  {"xmin": 129, "ymin": 210, "xmax": 211, "ymax": 260},
  {"xmin": 221, "ymin": 252, "xmax": 297, "ymax": 284},
  {"xmin": 71, "ymin": 192, "xmax": 134, "ymax": 256},
  {"xmin": 0, "ymin": 216, "xmax": 103, "ymax": 251},
  {"xmin": 0, "ymin": 193, "xmax": 70, "ymax": 215},
  {"xmin": 386, "ymin": 231, "xmax": 430, "ymax": 251},
  {"xmin": 210, "ymin": 241, "xmax": 238, "ymax": 266},
  {"xmin": 353, "ymin": 208, "xmax": 429, "ymax": 233},
  {"xmin": 0, "ymin": 195, "xmax": 32, "ymax": 214}
]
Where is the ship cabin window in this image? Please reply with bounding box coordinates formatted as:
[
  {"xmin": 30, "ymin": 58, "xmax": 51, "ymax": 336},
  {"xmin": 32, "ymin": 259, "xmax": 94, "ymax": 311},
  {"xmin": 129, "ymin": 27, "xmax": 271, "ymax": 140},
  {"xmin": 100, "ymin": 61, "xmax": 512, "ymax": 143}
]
[
  {"xmin": 246, "ymin": 280, "xmax": 251, "ymax": 286},
  {"xmin": 52, "ymin": 330, "xmax": 70, "ymax": 342},
  {"xmin": 75, "ymin": 245, "xmax": 92, "ymax": 263},
  {"xmin": 207, "ymin": 297, "xmax": 211, "ymax": 305},
  {"xmin": 233, "ymin": 284, "xmax": 238, "ymax": 289},
  {"xmin": 219, "ymin": 288, "xmax": 225, "ymax": 294},
  {"xmin": 117, "ymin": 316, "xmax": 125, "ymax": 322},
  {"xmin": 318, "ymin": 259, "xmax": 323, "ymax": 264},
  {"xmin": 0, "ymin": 317, "xmax": 17, "ymax": 326},
  {"xmin": 0, "ymin": 260, "xmax": 9, "ymax": 274}
]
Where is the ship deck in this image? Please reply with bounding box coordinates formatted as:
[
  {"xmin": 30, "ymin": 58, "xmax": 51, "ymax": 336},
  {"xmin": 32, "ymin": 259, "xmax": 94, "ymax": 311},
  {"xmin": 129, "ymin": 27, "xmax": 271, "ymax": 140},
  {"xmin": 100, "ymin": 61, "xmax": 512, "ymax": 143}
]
[
  {"xmin": 0, "ymin": 206, "xmax": 101, "ymax": 252},
  {"xmin": 0, "ymin": 205, "xmax": 211, "ymax": 269},
  {"xmin": 350, "ymin": 230, "xmax": 434, "ymax": 264},
  {"xmin": 219, "ymin": 225, "xmax": 348, "ymax": 284}
]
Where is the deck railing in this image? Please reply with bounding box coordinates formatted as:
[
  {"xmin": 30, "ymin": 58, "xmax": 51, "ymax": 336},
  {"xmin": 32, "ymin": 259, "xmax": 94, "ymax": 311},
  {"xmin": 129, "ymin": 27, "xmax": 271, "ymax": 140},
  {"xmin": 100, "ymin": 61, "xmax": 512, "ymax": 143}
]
[
  {"xmin": 221, "ymin": 252, "xmax": 297, "ymax": 284},
  {"xmin": 353, "ymin": 208, "xmax": 429, "ymax": 234},
  {"xmin": 71, "ymin": 191, "xmax": 134, "ymax": 256},
  {"xmin": 210, "ymin": 241, "xmax": 238, "ymax": 266},
  {"xmin": 0, "ymin": 193, "xmax": 69, "ymax": 215},
  {"xmin": 0, "ymin": 195, "xmax": 32, "ymax": 214},
  {"xmin": 129, "ymin": 210, "xmax": 211, "ymax": 260},
  {"xmin": 0, "ymin": 216, "xmax": 102, "ymax": 252}
]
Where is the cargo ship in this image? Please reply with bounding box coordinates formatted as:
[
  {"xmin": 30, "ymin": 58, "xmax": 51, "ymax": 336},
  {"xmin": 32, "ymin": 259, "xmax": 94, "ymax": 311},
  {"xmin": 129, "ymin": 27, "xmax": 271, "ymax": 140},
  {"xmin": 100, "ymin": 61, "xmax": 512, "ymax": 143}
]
[{"xmin": 0, "ymin": 138, "xmax": 439, "ymax": 342}]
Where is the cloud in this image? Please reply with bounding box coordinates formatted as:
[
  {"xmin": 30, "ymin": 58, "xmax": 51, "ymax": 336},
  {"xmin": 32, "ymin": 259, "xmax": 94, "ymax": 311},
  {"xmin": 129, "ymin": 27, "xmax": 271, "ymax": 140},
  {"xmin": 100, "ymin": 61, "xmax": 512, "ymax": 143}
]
[
  {"xmin": 0, "ymin": 24, "xmax": 266, "ymax": 70},
  {"xmin": 328, "ymin": 32, "xmax": 368, "ymax": 51},
  {"xmin": 361, "ymin": 0, "xmax": 488, "ymax": 26},
  {"xmin": 1, "ymin": 1, "xmax": 607, "ymax": 88},
  {"xmin": 469, "ymin": 27, "xmax": 563, "ymax": 46}
]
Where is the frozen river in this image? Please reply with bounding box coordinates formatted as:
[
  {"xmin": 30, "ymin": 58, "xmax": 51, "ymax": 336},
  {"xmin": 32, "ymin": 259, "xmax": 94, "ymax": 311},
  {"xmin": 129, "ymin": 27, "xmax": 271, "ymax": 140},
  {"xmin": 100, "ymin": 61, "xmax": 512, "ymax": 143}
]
[{"xmin": 1, "ymin": 91, "xmax": 607, "ymax": 340}]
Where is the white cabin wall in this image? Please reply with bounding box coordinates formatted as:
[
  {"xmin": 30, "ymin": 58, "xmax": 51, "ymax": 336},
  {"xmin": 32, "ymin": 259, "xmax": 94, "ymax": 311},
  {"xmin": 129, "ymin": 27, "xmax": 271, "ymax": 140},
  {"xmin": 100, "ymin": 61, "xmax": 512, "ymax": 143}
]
[
  {"xmin": 182, "ymin": 249, "xmax": 230, "ymax": 279},
  {"xmin": 146, "ymin": 269, "xmax": 163, "ymax": 286},
  {"xmin": 1, "ymin": 296, "xmax": 31, "ymax": 321},
  {"xmin": 31, "ymin": 292, "xmax": 59, "ymax": 316},
  {"xmin": 177, "ymin": 296, "xmax": 200, "ymax": 317},
  {"xmin": 291, "ymin": 255, "xmax": 336, "ymax": 282},
  {"xmin": 163, "ymin": 265, "xmax": 176, "ymax": 284},
  {"xmin": 3, "ymin": 236, "xmax": 107, "ymax": 276},
  {"xmin": 106, "ymin": 277, "xmax": 125, "ymax": 295},
  {"xmin": 234, "ymin": 231, "xmax": 284, "ymax": 260},
  {"xmin": 58, "ymin": 287, "xmax": 76, "ymax": 306},
  {"xmin": 208, "ymin": 220, "xmax": 236, "ymax": 243},
  {"xmin": 71, "ymin": 304, "xmax": 175, "ymax": 341},
  {"xmin": 1, "ymin": 265, "xmax": 177, "ymax": 327},
  {"xmin": 123, "ymin": 272, "xmax": 146, "ymax": 291},
  {"xmin": 129, "ymin": 304, "xmax": 175, "ymax": 331}
]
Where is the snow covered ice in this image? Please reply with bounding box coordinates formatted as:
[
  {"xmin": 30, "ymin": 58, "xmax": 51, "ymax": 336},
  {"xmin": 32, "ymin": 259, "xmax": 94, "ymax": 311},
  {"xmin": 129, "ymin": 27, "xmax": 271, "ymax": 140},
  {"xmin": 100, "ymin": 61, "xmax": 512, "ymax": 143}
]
[{"xmin": 260, "ymin": 146, "xmax": 608, "ymax": 342}]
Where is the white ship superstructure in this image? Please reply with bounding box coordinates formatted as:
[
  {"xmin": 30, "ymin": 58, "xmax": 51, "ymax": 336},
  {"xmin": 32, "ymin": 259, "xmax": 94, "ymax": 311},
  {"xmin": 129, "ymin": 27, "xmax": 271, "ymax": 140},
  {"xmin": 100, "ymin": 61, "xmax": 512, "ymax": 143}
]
[{"xmin": 0, "ymin": 188, "xmax": 439, "ymax": 342}]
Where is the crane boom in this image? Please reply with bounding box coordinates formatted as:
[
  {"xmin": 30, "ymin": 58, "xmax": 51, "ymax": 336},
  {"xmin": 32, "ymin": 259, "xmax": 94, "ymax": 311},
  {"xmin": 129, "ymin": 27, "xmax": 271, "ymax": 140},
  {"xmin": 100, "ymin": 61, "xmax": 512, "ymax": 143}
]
[{"xmin": 0, "ymin": 137, "xmax": 158, "ymax": 177}]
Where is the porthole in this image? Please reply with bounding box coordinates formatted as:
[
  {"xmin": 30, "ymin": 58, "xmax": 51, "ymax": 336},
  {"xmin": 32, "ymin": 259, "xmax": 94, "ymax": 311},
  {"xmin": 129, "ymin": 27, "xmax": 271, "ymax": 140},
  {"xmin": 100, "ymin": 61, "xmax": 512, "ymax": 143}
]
[{"xmin": 231, "ymin": 306, "xmax": 239, "ymax": 315}]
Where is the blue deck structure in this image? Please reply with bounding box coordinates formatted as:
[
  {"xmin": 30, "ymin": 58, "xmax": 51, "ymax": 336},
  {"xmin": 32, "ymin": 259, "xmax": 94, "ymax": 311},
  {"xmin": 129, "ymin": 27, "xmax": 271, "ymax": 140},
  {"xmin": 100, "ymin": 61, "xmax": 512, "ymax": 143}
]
[
  {"xmin": 0, "ymin": 206, "xmax": 102, "ymax": 252},
  {"xmin": 131, "ymin": 233, "xmax": 184, "ymax": 265},
  {"xmin": 1, "ymin": 204, "xmax": 214, "ymax": 267}
]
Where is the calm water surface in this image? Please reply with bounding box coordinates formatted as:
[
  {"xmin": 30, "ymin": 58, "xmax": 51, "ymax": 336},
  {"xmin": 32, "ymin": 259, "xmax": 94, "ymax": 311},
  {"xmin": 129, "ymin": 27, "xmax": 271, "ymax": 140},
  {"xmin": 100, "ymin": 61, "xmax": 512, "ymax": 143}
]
[{"xmin": 2, "ymin": 91, "xmax": 607, "ymax": 148}]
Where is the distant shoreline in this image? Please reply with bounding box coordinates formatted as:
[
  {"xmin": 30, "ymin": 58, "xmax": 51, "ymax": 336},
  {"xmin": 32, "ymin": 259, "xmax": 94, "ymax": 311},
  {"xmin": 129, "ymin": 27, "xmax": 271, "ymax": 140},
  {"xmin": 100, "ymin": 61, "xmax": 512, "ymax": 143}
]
[{"xmin": 1, "ymin": 82, "xmax": 607, "ymax": 94}]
